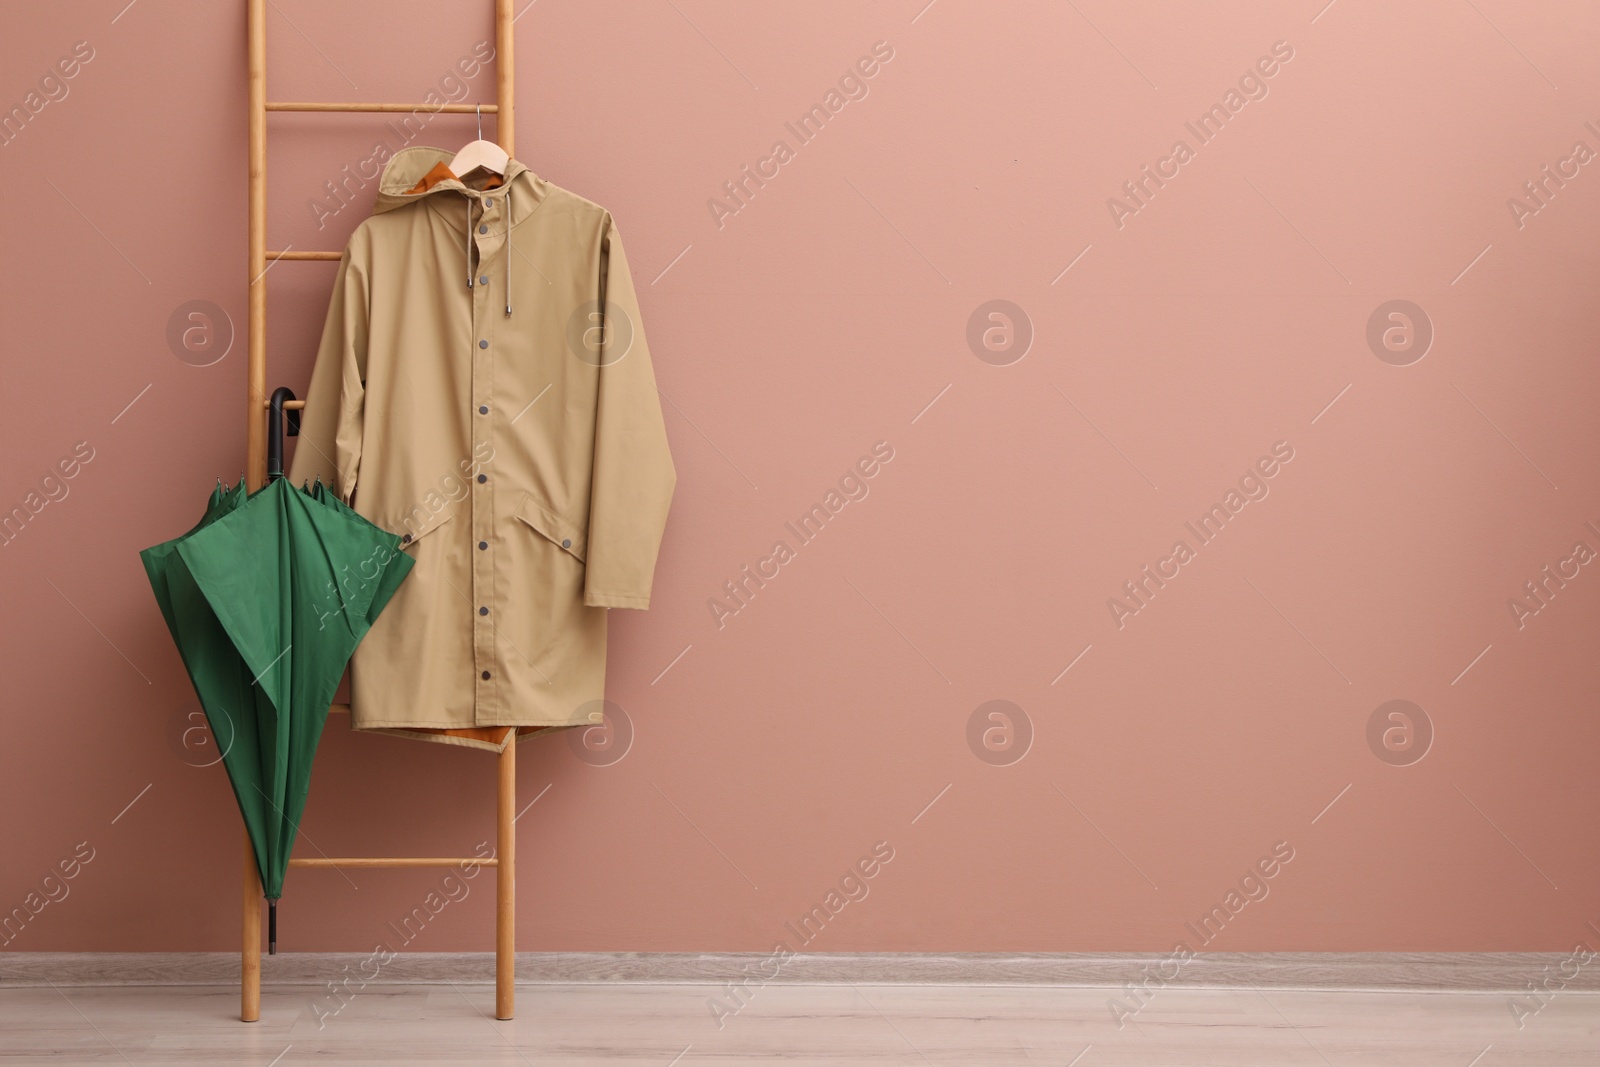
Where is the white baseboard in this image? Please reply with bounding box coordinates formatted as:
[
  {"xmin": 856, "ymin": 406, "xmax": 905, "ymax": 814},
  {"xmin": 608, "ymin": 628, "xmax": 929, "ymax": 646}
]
[{"xmin": 0, "ymin": 952, "xmax": 1590, "ymax": 992}]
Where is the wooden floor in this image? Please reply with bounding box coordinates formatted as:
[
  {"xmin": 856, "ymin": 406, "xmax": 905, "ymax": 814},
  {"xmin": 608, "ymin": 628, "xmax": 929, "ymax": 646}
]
[{"xmin": 1, "ymin": 981, "xmax": 1597, "ymax": 1064}]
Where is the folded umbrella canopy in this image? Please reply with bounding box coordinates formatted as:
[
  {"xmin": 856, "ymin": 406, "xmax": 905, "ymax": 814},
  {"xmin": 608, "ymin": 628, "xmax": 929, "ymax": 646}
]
[{"xmin": 141, "ymin": 475, "xmax": 413, "ymax": 952}]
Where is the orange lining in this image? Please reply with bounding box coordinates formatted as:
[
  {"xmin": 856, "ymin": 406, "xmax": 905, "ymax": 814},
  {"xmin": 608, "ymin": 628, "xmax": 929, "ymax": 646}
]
[
  {"xmin": 405, "ymin": 161, "xmax": 505, "ymax": 195},
  {"xmin": 403, "ymin": 724, "xmax": 552, "ymax": 748}
]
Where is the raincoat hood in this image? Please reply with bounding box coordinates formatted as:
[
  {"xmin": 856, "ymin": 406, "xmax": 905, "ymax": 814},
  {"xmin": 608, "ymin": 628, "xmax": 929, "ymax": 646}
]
[
  {"xmin": 373, "ymin": 145, "xmax": 549, "ymax": 315},
  {"xmin": 373, "ymin": 145, "xmax": 536, "ymax": 214}
]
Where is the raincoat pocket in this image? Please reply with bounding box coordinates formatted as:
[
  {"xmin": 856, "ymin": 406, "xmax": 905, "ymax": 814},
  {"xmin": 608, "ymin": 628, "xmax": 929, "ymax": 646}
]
[
  {"xmin": 514, "ymin": 493, "xmax": 585, "ymax": 563},
  {"xmin": 392, "ymin": 505, "xmax": 456, "ymax": 547}
]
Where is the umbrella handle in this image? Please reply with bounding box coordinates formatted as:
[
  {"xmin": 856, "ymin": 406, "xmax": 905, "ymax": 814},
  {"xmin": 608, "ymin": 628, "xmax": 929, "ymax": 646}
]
[
  {"xmin": 268, "ymin": 899, "xmax": 277, "ymax": 956},
  {"xmin": 267, "ymin": 387, "xmax": 300, "ymax": 483}
]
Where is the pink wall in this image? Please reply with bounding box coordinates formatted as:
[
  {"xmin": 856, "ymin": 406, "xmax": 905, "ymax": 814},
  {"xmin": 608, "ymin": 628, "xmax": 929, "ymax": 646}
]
[{"xmin": 3, "ymin": 0, "xmax": 1599, "ymax": 956}]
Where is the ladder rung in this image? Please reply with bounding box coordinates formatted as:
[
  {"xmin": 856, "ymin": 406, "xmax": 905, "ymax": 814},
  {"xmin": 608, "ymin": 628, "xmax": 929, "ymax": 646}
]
[
  {"xmin": 267, "ymin": 101, "xmax": 497, "ymax": 114},
  {"xmin": 268, "ymin": 250, "xmax": 341, "ymax": 261},
  {"xmin": 289, "ymin": 857, "xmax": 498, "ymax": 868}
]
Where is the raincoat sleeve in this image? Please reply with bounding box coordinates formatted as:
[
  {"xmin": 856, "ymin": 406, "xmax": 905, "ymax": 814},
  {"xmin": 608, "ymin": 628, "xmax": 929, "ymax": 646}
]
[
  {"xmin": 287, "ymin": 237, "xmax": 369, "ymax": 504},
  {"xmin": 584, "ymin": 218, "xmax": 676, "ymax": 610}
]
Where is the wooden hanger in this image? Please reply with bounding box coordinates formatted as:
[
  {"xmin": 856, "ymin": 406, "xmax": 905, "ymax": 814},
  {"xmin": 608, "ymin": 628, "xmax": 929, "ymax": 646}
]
[{"xmin": 450, "ymin": 104, "xmax": 509, "ymax": 178}]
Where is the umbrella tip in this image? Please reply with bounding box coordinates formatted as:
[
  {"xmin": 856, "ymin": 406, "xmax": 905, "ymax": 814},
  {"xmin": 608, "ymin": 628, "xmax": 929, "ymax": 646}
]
[{"xmin": 268, "ymin": 899, "xmax": 277, "ymax": 956}]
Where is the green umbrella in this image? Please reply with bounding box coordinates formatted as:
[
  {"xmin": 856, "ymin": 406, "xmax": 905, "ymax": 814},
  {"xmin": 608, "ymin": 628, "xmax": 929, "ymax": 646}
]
[
  {"xmin": 305, "ymin": 478, "xmax": 414, "ymax": 626},
  {"xmin": 141, "ymin": 476, "xmax": 413, "ymax": 951}
]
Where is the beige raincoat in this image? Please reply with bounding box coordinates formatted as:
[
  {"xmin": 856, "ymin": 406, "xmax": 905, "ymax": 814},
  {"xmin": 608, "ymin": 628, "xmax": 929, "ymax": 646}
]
[{"xmin": 288, "ymin": 146, "xmax": 674, "ymax": 750}]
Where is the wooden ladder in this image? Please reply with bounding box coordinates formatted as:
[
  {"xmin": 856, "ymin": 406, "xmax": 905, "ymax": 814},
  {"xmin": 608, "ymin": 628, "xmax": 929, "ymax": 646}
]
[{"xmin": 241, "ymin": 0, "xmax": 519, "ymax": 1023}]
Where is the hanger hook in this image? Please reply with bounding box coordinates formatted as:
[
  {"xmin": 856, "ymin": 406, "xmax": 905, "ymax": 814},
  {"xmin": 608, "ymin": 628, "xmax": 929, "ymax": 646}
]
[{"xmin": 476, "ymin": 104, "xmax": 482, "ymax": 142}]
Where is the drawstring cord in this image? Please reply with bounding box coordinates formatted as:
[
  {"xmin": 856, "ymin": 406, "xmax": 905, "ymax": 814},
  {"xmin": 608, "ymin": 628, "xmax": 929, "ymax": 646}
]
[
  {"xmin": 465, "ymin": 194, "xmax": 476, "ymax": 291},
  {"xmin": 464, "ymin": 178, "xmax": 513, "ymax": 316}
]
